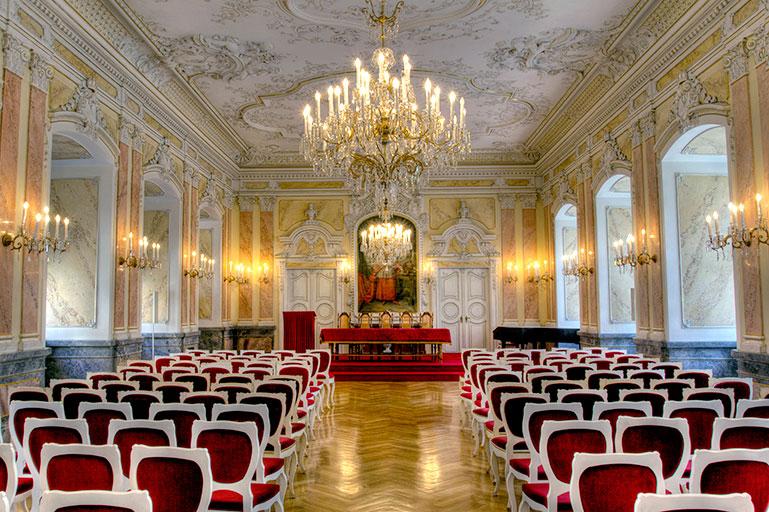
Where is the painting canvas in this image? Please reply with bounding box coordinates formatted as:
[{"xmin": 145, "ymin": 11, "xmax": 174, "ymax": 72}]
[{"xmin": 357, "ymin": 215, "xmax": 417, "ymax": 313}]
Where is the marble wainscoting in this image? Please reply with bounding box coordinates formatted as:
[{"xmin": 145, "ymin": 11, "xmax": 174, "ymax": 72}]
[
  {"xmin": 606, "ymin": 207, "xmax": 634, "ymax": 323},
  {"xmin": 229, "ymin": 326, "xmax": 275, "ymax": 352},
  {"xmin": 732, "ymin": 350, "xmax": 769, "ymax": 397},
  {"xmin": 141, "ymin": 331, "xmax": 199, "ymax": 359},
  {"xmin": 199, "ymin": 327, "xmax": 229, "ymax": 351},
  {"xmin": 635, "ymin": 338, "xmax": 736, "ymax": 377},
  {"xmin": 141, "ymin": 210, "xmax": 170, "ymax": 324},
  {"xmin": 198, "ymin": 229, "xmax": 213, "ymax": 321},
  {"xmin": 0, "ymin": 348, "xmax": 50, "ymax": 438},
  {"xmin": 46, "ymin": 338, "xmax": 143, "ymax": 378},
  {"xmin": 562, "ymin": 226, "xmax": 580, "ymax": 321},
  {"xmin": 579, "ymin": 332, "xmax": 637, "ymax": 352}
]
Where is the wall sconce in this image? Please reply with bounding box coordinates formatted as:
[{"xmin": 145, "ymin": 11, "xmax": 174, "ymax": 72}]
[
  {"xmin": 183, "ymin": 251, "xmax": 214, "ymax": 279},
  {"xmin": 257, "ymin": 262, "xmax": 270, "ymax": 284},
  {"xmin": 223, "ymin": 261, "xmax": 249, "ymax": 285},
  {"xmin": 527, "ymin": 260, "xmax": 553, "ymax": 285},
  {"xmin": 505, "ymin": 261, "xmax": 519, "ymax": 284},
  {"xmin": 2, "ymin": 202, "xmax": 71, "ymax": 256},
  {"xmin": 339, "ymin": 259, "xmax": 351, "ymax": 284},
  {"xmin": 118, "ymin": 232, "xmax": 159, "ymax": 271},
  {"xmin": 706, "ymin": 194, "xmax": 768, "ymax": 256},
  {"xmin": 564, "ymin": 248, "xmax": 594, "ymax": 279},
  {"xmin": 422, "ymin": 260, "xmax": 435, "ymax": 285},
  {"xmin": 614, "ymin": 229, "xmax": 657, "ymax": 272}
]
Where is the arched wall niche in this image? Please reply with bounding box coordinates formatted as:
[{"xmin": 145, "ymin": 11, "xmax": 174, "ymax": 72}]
[
  {"xmin": 198, "ymin": 201, "xmax": 223, "ymax": 327},
  {"xmin": 659, "ymin": 121, "xmax": 737, "ymax": 343},
  {"xmin": 594, "ymin": 174, "xmax": 636, "ymax": 335},
  {"xmin": 554, "ymin": 203, "xmax": 580, "ymax": 328},
  {"xmin": 141, "ymin": 165, "xmax": 182, "ymax": 334},
  {"xmin": 45, "ymin": 118, "xmax": 118, "ymax": 342}
]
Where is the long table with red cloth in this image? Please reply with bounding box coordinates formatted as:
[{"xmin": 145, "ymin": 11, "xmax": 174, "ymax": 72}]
[{"xmin": 319, "ymin": 327, "xmax": 452, "ymax": 361}]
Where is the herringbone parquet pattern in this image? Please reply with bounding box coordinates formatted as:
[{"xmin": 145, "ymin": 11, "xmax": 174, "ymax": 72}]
[{"xmin": 286, "ymin": 381, "xmax": 508, "ymax": 511}]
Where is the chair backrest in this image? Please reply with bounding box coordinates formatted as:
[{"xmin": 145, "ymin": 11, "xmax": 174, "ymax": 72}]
[
  {"xmin": 500, "ymin": 393, "xmax": 548, "ymax": 440},
  {"xmin": 61, "ymin": 388, "xmax": 105, "ymax": 419},
  {"xmin": 98, "ymin": 381, "xmax": 139, "ymax": 402},
  {"xmin": 736, "ymin": 399, "xmax": 769, "ymax": 419},
  {"xmin": 711, "ymin": 418, "xmax": 769, "ymax": 450},
  {"xmin": 200, "ymin": 365, "xmax": 231, "ymax": 384},
  {"xmin": 379, "ymin": 311, "xmax": 392, "ymax": 328},
  {"xmin": 529, "ymin": 372, "xmax": 565, "ymax": 394},
  {"xmin": 154, "ymin": 356, "xmax": 174, "ymax": 373},
  {"xmin": 78, "ymin": 402, "xmax": 133, "ymax": 445},
  {"xmin": 40, "ymin": 443, "xmax": 122, "ymax": 492},
  {"xmin": 539, "ymin": 419, "xmax": 613, "ymax": 505},
  {"xmin": 107, "ymin": 419, "xmax": 177, "ymax": 477},
  {"xmin": 587, "ymin": 370, "xmax": 623, "ymax": 390},
  {"xmin": 257, "ymin": 380, "xmax": 298, "ymax": 420},
  {"xmin": 690, "ymin": 448, "xmax": 769, "ymax": 512},
  {"xmin": 633, "ymin": 492, "xmax": 755, "ymax": 512},
  {"xmin": 675, "ymin": 369, "xmax": 712, "ymax": 388},
  {"xmin": 557, "ymin": 389, "xmax": 607, "ymax": 420},
  {"xmin": 211, "ymin": 403, "xmax": 271, "ymax": 454},
  {"xmin": 152, "ymin": 381, "xmax": 194, "ymax": 403},
  {"xmin": 308, "ymin": 349, "xmax": 332, "ymax": 374},
  {"xmin": 127, "ymin": 373, "xmax": 162, "ymax": 391},
  {"xmin": 565, "ymin": 364, "xmax": 595, "ymax": 382},
  {"xmin": 684, "ymin": 387, "xmax": 735, "ymax": 418},
  {"xmin": 8, "ymin": 386, "xmax": 51, "ymax": 403},
  {"xmin": 8, "ymin": 401, "xmax": 64, "ymax": 461},
  {"xmin": 626, "ymin": 369, "xmax": 666, "ymax": 387},
  {"xmin": 211, "ymin": 382, "xmax": 254, "ymax": 403},
  {"xmin": 400, "ymin": 311, "xmax": 413, "ymax": 327},
  {"xmin": 49, "ymin": 379, "xmax": 90, "ymax": 401},
  {"xmin": 712, "ymin": 378, "xmax": 753, "ymax": 402},
  {"xmin": 161, "ymin": 367, "xmax": 194, "ymax": 381},
  {"xmin": 653, "ymin": 378, "xmax": 693, "ymax": 401},
  {"xmin": 127, "ymin": 361, "xmax": 155, "ymax": 372},
  {"xmin": 39, "ymin": 490, "xmax": 153, "ymax": 512},
  {"xmin": 181, "ymin": 391, "xmax": 228, "ymax": 420},
  {"xmin": 338, "ymin": 312, "xmax": 351, "ymax": 328},
  {"xmin": 278, "ymin": 365, "xmax": 310, "ymax": 395},
  {"xmin": 420, "ymin": 311, "xmax": 433, "ymax": 328},
  {"xmin": 615, "ymin": 416, "xmax": 690, "ymax": 492},
  {"xmin": 358, "ymin": 312, "xmax": 371, "ymax": 328},
  {"xmin": 129, "ymin": 446, "xmax": 212, "ymax": 512},
  {"xmin": 23, "ymin": 418, "xmax": 89, "ymax": 480},
  {"xmin": 0, "ymin": 444, "xmax": 17, "ymax": 503},
  {"xmin": 521, "ymin": 403, "xmax": 583, "ymax": 473},
  {"xmin": 593, "ymin": 401, "xmax": 652, "ymax": 434},
  {"xmin": 191, "ymin": 420, "xmax": 265, "ymax": 495},
  {"xmin": 618, "ymin": 389, "xmax": 668, "ymax": 417},
  {"xmin": 600, "ymin": 379, "xmax": 643, "ymax": 401},
  {"xmin": 650, "ymin": 362, "xmax": 683, "ymax": 379},
  {"xmin": 117, "ymin": 390, "xmax": 162, "ymax": 420},
  {"xmin": 570, "ymin": 452, "xmax": 664, "ymax": 512},
  {"xmin": 663, "ymin": 400, "xmax": 725, "ymax": 452},
  {"xmin": 175, "ymin": 373, "xmax": 210, "ymax": 392},
  {"xmin": 216, "ymin": 374, "xmax": 255, "ymax": 385},
  {"xmin": 149, "ymin": 403, "xmax": 207, "ymax": 449}
]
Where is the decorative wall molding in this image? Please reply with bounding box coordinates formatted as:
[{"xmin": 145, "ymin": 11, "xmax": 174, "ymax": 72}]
[
  {"xmin": 724, "ymin": 40, "xmax": 750, "ymax": 81},
  {"xmin": 499, "ymin": 195, "xmax": 516, "ymax": 210},
  {"xmin": 428, "ymin": 205, "xmax": 499, "ymax": 260},
  {"xmin": 29, "ymin": 51, "xmax": 52, "ymax": 91},
  {"xmin": 148, "ymin": 137, "xmax": 172, "ymax": 175},
  {"xmin": 258, "ymin": 196, "xmax": 275, "ymax": 213},
  {"xmin": 57, "ymin": 77, "xmax": 110, "ymax": 142},
  {"xmin": 277, "ymin": 216, "xmax": 344, "ymax": 260},
  {"xmin": 3, "ymin": 32, "xmax": 29, "ymax": 76}
]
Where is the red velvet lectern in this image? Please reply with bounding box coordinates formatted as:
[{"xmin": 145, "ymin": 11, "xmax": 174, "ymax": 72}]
[{"xmin": 282, "ymin": 311, "xmax": 316, "ymax": 352}]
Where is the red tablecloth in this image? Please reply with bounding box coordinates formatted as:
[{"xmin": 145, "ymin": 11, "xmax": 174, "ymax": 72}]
[
  {"xmin": 320, "ymin": 328, "xmax": 452, "ymax": 344},
  {"xmin": 283, "ymin": 311, "xmax": 316, "ymax": 352}
]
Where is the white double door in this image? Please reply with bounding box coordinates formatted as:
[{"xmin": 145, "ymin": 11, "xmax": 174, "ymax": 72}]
[
  {"xmin": 437, "ymin": 267, "xmax": 490, "ymax": 352},
  {"xmin": 284, "ymin": 268, "xmax": 337, "ymax": 341}
]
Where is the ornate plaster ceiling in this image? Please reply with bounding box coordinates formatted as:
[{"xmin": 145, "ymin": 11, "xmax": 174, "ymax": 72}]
[{"xmin": 118, "ymin": 0, "xmax": 637, "ymax": 168}]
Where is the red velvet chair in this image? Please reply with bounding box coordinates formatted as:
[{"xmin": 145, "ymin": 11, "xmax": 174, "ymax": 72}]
[
  {"xmin": 127, "ymin": 372, "xmax": 162, "ymax": 391},
  {"xmin": 217, "ymin": 373, "xmax": 256, "ymax": 385},
  {"xmin": 308, "ymin": 348, "xmax": 335, "ymax": 407},
  {"xmin": 212, "ymin": 382, "xmax": 254, "ymax": 403},
  {"xmin": 154, "ymin": 356, "xmax": 175, "ymax": 373},
  {"xmin": 690, "ymin": 448, "xmax": 769, "ymax": 512},
  {"xmin": 564, "ymin": 364, "xmax": 596, "ymax": 382},
  {"xmin": 0, "ymin": 442, "xmax": 30, "ymax": 510},
  {"xmin": 711, "ymin": 418, "xmax": 769, "ymax": 450},
  {"xmin": 600, "ymin": 379, "xmax": 643, "ymax": 402},
  {"xmin": 161, "ymin": 367, "xmax": 194, "ymax": 382},
  {"xmin": 149, "ymin": 403, "xmax": 206, "ymax": 449},
  {"xmin": 675, "ymin": 369, "xmax": 712, "ymax": 388},
  {"xmin": 98, "ymin": 380, "xmax": 139, "ymax": 403},
  {"xmin": 650, "ymin": 362, "xmax": 683, "ymax": 379},
  {"xmin": 712, "ymin": 378, "xmax": 754, "ymax": 403},
  {"xmin": 129, "ymin": 446, "xmax": 212, "ymax": 512},
  {"xmin": 126, "ymin": 361, "xmax": 154, "ymax": 373},
  {"xmin": 586, "ymin": 370, "xmax": 622, "ymax": 390},
  {"xmin": 520, "ymin": 419, "xmax": 613, "ymax": 512},
  {"xmin": 614, "ymin": 416, "xmax": 690, "ymax": 492},
  {"xmin": 175, "ymin": 373, "xmax": 210, "ymax": 392},
  {"xmin": 201, "ymin": 364, "xmax": 232, "ymax": 384},
  {"xmin": 736, "ymin": 399, "xmax": 769, "ymax": 419},
  {"xmin": 86, "ymin": 372, "xmax": 121, "ymax": 388},
  {"xmin": 684, "ymin": 387, "xmax": 735, "ymax": 418},
  {"xmin": 529, "ymin": 373, "xmax": 566, "ymax": 394},
  {"xmin": 107, "ymin": 419, "xmax": 176, "ymax": 483},
  {"xmin": 619, "ymin": 389, "xmax": 668, "ymax": 417},
  {"xmin": 78, "ymin": 402, "xmax": 133, "ymax": 445},
  {"xmin": 570, "ymin": 452, "xmax": 663, "ymax": 512},
  {"xmin": 627, "ymin": 369, "xmax": 666, "ymax": 388},
  {"xmin": 60, "ymin": 388, "xmax": 105, "ymax": 420},
  {"xmin": 557, "ymin": 389, "xmax": 607, "ymax": 420},
  {"xmin": 39, "ymin": 490, "xmax": 152, "ymax": 512},
  {"xmin": 653, "ymin": 379, "xmax": 693, "ymax": 401},
  {"xmin": 593, "ymin": 401, "xmax": 651, "ymax": 435},
  {"xmin": 49, "ymin": 379, "xmax": 90, "ymax": 402},
  {"xmin": 40, "ymin": 443, "xmax": 122, "ymax": 493},
  {"xmin": 610, "ymin": 363, "xmax": 642, "ymax": 377},
  {"xmin": 664, "ymin": 400, "xmax": 724, "ymax": 453},
  {"xmin": 8, "ymin": 401, "xmax": 64, "ymax": 471},
  {"xmin": 152, "ymin": 381, "xmax": 194, "ymax": 403},
  {"xmin": 8, "ymin": 386, "xmax": 51, "ymax": 403},
  {"xmin": 634, "ymin": 492, "xmax": 754, "ymax": 512},
  {"xmin": 191, "ymin": 420, "xmax": 283, "ymax": 511},
  {"xmin": 117, "ymin": 390, "xmax": 162, "ymax": 420},
  {"xmin": 181, "ymin": 391, "xmax": 228, "ymax": 420}
]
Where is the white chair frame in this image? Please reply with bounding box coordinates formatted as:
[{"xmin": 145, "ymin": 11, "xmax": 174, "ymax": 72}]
[
  {"xmin": 711, "ymin": 417, "xmax": 769, "ymax": 449},
  {"xmin": 735, "ymin": 398, "xmax": 769, "ymax": 418},
  {"xmin": 39, "ymin": 490, "xmax": 153, "ymax": 512},
  {"xmin": 39, "ymin": 443, "xmax": 123, "ymax": 492},
  {"xmin": 633, "ymin": 492, "xmax": 754, "ymax": 512},
  {"xmin": 683, "ymin": 387, "xmax": 735, "ymax": 417}
]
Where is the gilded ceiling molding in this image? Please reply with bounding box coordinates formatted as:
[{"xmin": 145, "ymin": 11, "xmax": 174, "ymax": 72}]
[
  {"xmin": 29, "ymin": 52, "xmax": 52, "ymax": 91},
  {"xmin": 3, "ymin": 33, "xmax": 29, "ymax": 76},
  {"xmin": 724, "ymin": 40, "xmax": 750, "ymax": 82}
]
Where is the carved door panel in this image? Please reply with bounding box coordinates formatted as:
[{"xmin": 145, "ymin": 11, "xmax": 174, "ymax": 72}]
[
  {"xmin": 284, "ymin": 268, "xmax": 337, "ymax": 343},
  {"xmin": 285, "ymin": 270, "xmax": 311, "ymax": 311},
  {"xmin": 436, "ymin": 267, "xmax": 490, "ymax": 352},
  {"xmin": 437, "ymin": 268, "xmax": 463, "ymax": 352}
]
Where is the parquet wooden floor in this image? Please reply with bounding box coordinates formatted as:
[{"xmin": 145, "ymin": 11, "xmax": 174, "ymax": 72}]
[{"xmin": 286, "ymin": 381, "xmax": 509, "ymax": 512}]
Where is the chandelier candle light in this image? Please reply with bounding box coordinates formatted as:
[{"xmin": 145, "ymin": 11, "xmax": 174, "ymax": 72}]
[
  {"xmin": 505, "ymin": 262, "xmax": 519, "ymax": 284},
  {"xmin": 184, "ymin": 251, "xmax": 214, "ymax": 279},
  {"xmin": 118, "ymin": 232, "xmax": 160, "ymax": 270},
  {"xmin": 705, "ymin": 194, "xmax": 768, "ymax": 255},
  {"xmin": 2, "ymin": 202, "xmax": 71, "ymax": 256},
  {"xmin": 614, "ymin": 229, "xmax": 657, "ymax": 271},
  {"xmin": 360, "ymin": 220, "xmax": 412, "ymax": 269},
  {"xmin": 562, "ymin": 248, "xmax": 594, "ymax": 278},
  {"xmin": 527, "ymin": 260, "xmax": 553, "ymax": 285},
  {"xmin": 223, "ymin": 262, "xmax": 250, "ymax": 285},
  {"xmin": 301, "ymin": 0, "xmax": 470, "ymax": 217}
]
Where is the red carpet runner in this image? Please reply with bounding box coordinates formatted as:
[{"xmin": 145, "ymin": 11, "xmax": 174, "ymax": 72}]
[{"xmin": 330, "ymin": 353, "xmax": 463, "ymax": 382}]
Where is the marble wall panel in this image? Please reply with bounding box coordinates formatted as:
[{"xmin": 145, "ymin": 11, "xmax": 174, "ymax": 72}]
[
  {"xmin": 523, "ymin": 208, "xmax": 538, "ymax": 320},
  {"xmin": 631, "ymin": 144, "xmax": 649, "ymax": 332},
  {"xmin": 238, "ymin": 211, "xmax": 252, "ymax": 320},
  {"xmin": 259, "ymin": 211, "xmax": 274, "ymax": 320},
  {"xmin": 128, "ymin": 148, "xmax": 142, "ymax": 330},
  {"xmin": 198, "ymin": 228, "xmax": 213, "ymax": 320},
  {"xmin": 46, "ymin": 178, "xmax": 98, "ymax": 327},
  {"xmin": 676, "ymin": 174, "xmax": 735, "ymax": 327},
  {"xmin": 113, "ymin": 142, "xmax": 129, "ymax": 331},
  {"xmin": 501, "ymin": 207, "xmax": 516, "ymax": 321},
  {"xmin": 606, "ymin": 207, "xmax": 634, "ymax": 323},
  {"xmin": 644, "ymin": 143, "xmax": 665, "ymax": 332},
  {"xmin": 141, "ymin": 210, "xmax": 169, "ymax": 323},
  {"xmin": 562, "ymin": 226, "xmax": 580, "ymax": 321}
]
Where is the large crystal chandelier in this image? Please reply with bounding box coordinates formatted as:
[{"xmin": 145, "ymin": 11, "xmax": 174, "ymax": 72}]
[
  {"xmin": 360, "ymin": 215, "xmax": 412, "ymax": 269},
  {"xmin": 301, "ymin": 0, "xmax": 471, "ymax": 216}
]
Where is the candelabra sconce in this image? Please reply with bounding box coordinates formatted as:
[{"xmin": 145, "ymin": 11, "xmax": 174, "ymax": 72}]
[
  {"xmin": 705, "ymin": 194, "xmax": 768, "ymax": 257},
  {"xmin": 422, "ymin": 260, "xmax": 435, "ymax": 286},
  {"xmin": 2, "ymin": 202, "xmax": 71, "ymax": 257},
  {"xmin": 118, "ymin": 232, "xmax": 159, "ymax": 270},
  {"xmin": 223, "ymin": 262, "xmax": 250, "ymax": 285},
  {"xmin": 614, "ymin": 229, "xmax": 657, "ymax": 272},
  {"xmin": 527, "ymin": 260, "xmax": 554, "ymax": 286},
  {"xmin": 339, "ymin": 259, "xmax": 352, "ymax": 284},
  {"xmin": 504, "ymin": 262, "xmax": 519, "ymax": 284},
  {"xmin": 183, "ymin": 251, "xmax": 214, "ymax": 279},
  {"xmin": 257, "ymin": 262, "xmax": 271, "ymax": 285},
  {"xmin": 563, "ymin": 249, "xmax": 594, "ymax": 279}
]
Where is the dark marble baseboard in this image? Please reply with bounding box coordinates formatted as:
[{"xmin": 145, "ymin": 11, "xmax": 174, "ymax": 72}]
[
  {"xmin": 579, "ymin": 332, "xmax": 636, "ymax": 352},
  {"xmin": 229, "ymin": 326, "xmax": 275, "ymax": 351},
  {"xmin": 635, "ymin": 338, "xmax": 736, "ymax": 377},
  {"xmin": 0, "ymin": 348, "xmax": 51, "ymax": 441},
  {"xmin": 199, "ymin": 327, "xmax": 232, "ymax": 351},
  {"xmin": 142, "ymin": 332, "xmax": 199, "ymax": 359},
  {"xmin": 46, "ymin": 338, "xmax": 143, "ymax": 379},
  {"xmin": 732, "ymin": 350, "xmax": 769, "ymax": 384}
]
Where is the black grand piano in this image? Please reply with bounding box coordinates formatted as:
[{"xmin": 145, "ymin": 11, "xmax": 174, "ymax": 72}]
[{"xmin": 493, "ymin": 326, "xmax": 580, "ymax": 349}]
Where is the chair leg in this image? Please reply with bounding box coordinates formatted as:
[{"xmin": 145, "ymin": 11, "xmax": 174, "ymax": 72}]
[
  {"xmin": 288, "ymin": 453, "xmax": 298, "ymax": 498},
  {"xmin": 506, "ymin": 471, "xmax": 517, "ymax": 512},
  {"xmin": 489, "ymin": 450, "xmax": 500, "ymax": 495}
]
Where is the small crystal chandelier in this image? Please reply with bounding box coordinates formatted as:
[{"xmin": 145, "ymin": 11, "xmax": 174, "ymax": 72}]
[
  {"xmin": 360, "ymin": 215, "xmax": 412, "ymax": 269},
  {"xmin": 301, "ymin": 0, "xmax": 471, "ymax": 217}
]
